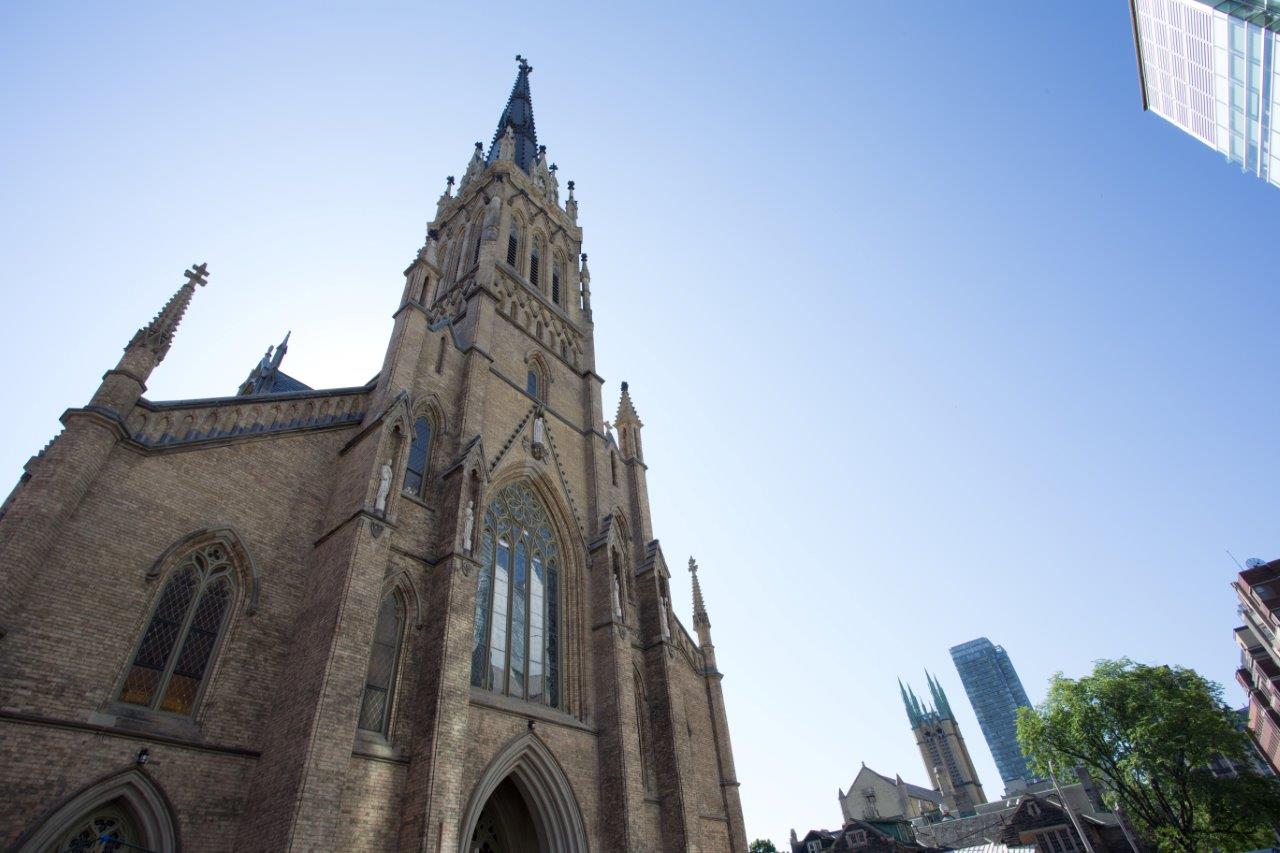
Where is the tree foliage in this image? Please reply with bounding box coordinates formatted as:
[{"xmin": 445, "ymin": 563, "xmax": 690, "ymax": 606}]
[
  {"xmin": 1016, "ymin": 658, "xmax": 1280, "ymax": 852},
  {"xmin": 748, "ymin": 840, "xmax": 779, "ymax": 853}
]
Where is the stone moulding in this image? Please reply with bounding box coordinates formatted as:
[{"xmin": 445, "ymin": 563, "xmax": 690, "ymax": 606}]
[{"xmin": 125, "ymin": 387, "xmax": 371, "ymax": 449}]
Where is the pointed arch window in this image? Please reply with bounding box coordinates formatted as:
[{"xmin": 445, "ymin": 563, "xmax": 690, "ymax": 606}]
[
  {"xmin": 526, "ymin": 369, "xmax": 539, "ymax": 399},
  {"xmin": 471, "ymin": 482, "xmax": 561, "ymax": 708},
  {"xmin": 506, "ymin": 222, "xmax": 520, "ymax": 267},
  {"xmin": 551, "ymin": 256, "xmax": 562, "ymax": 305},
  {"xmin": 357, "ymin": 590, "xmax": 404, "ymax": 734},
  {"xmin": 119, "ymin": 542, "xmax": 235, "ymax": 715},
  {"xmin": 529, "ymin": 237, "xmax": 542, "ymax": 289},
  {"xmin": 471, "ymin": 223, "xmax": 482, "ymax": 268},
  {"xmin": 404, "ymin": 416, "xmax": 432, "ymax": 495}
]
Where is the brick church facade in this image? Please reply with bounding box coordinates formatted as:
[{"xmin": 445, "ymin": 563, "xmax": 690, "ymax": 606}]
[{"xmin": 0, "ymin": 58, "xmax": 747, "ymax": 852}]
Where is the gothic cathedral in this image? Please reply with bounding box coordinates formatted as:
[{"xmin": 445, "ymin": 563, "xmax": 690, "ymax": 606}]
[{"xmin": 0, "ymin": 58, "xmax": 748, "ymax": 852}]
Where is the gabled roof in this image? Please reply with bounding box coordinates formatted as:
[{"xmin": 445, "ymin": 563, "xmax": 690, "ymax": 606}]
[{"xmin": 847, "ymin": 765, "xmax": 942, "ymax": 805}]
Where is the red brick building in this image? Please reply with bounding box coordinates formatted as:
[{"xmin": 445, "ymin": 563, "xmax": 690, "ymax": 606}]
[
  {"xmin": 0, "ymin": 58, "xmax": 747, "ymax": 852},
  {"xmin": 1234, "ymin": 557, "xmax": 1280, "ymax": 773}
]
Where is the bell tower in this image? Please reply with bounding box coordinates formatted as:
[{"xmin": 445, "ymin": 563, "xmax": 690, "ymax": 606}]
[{"xmin": 901, "ymin": 673, "xmax": 988, "ymax": 815}]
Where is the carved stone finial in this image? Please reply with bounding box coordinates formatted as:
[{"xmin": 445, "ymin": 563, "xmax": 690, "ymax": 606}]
[
  {"xmin": 474, "ymin": 141, "xmax": 483, "ymax": 151},
  {"xmin": 567, "ymin": 180, "xmax": 574, "ymax": 193},
  {"xmin": 516, "ymin": 54, "xmax": 532, "ymax": 74},
  {"xmin": 549, "ymin": 162, "xmax": 557, "ymax": 174}
]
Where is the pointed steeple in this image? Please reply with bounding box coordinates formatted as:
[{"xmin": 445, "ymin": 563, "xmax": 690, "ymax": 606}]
[
  {"xmin": 91, "ymin": 263, "xmax": 210, "ymax": 414},
  {"xmin": 130, "ymin": 262, "xmax": 210, "ymax": 361},
  {"xmin": 928, "ymin": 671, "xmax": 954, "ymax": 720},
  {"xmin": 689, "ymin": 556, "xmax": 709, "ymax": 629},
  {"xmin": 487, "ymin": 55, "xmax": 538, "ymax": 173},
  {"xmin": 615, "ymin": 381, "xmax": 641, "ymax": 425},
  {"xmin": 900, "ymin": 679, "xmax": 918, "ymax": 727},
  {"xmin": 614, "ymin": 381, "xmax": 644, "ymax": 461}
]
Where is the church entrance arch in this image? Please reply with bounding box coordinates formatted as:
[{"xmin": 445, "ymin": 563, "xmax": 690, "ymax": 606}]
[
  {"xmin": 16, "ymin": 768, "xmax": 180, "ymax": 853},
  {"xmin": 459, "ymin": 733, "xmax": 588, "ymax": 853}
]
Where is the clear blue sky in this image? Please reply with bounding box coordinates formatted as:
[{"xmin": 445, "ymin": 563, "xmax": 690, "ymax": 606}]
[{"xmin": 2, "ymin": 1, "xmax": 1277, "ymax": 846}]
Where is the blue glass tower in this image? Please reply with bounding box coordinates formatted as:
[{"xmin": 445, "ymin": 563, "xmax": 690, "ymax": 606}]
[{"xmin": 949, "ymin": 638, "xmax": 1037, "ymax": 791}]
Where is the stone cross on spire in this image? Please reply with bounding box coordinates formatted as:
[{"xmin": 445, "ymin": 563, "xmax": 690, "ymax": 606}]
[
  {"xmin": 134, "ymin": 262, "xmax": 210, "ymax": 360},
  {"xmin": 689, "ymin": 556, "xmax": 708, "ymax": 627}
]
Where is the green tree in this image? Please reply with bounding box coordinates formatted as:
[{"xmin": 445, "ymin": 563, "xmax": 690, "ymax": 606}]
[
  {"xmin": 748, "ymin": 840, "xmax": 779, "ymax": 853},
  {"xmin": 1016, "ymin": 658, "xmax": 1280, "ymax": 852}
]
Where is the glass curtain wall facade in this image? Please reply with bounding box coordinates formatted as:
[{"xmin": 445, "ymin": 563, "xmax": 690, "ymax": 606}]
[
  {"xmin": 949, "ymin": 637, "xmax": 1037, "ymax": 791},
  {"xmin": 1131, "ymin": 0, "xmax": 1280, "ymax": 189}
]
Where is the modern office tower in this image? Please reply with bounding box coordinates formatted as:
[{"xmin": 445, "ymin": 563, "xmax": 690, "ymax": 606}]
[
  {"xmin": 900, "ymin": 674, "xmax": 988, "ymax": 815},
  {"xmin": 1129, "ymin": 0, "xmax": 1280, "ymax": 190},
  {"xmin": 949, "ymin": 638, "xmax": 1037, "ymax": 792}
]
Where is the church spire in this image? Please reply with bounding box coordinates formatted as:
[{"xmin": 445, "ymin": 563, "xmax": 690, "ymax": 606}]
[
  {"xmin": 689, "ymin": 556, "xmax": 709, "ymax": 630},
  {"xmin": 130, "ymin": 262, "xmax": 210, "ymax": 361},
  {"xmin": 487, "ymin": 55, "xmax": 538, "ymax": 173},
  {"xmin": 90, "ymin": 262, "xmax": 209, "ymax": 414}
]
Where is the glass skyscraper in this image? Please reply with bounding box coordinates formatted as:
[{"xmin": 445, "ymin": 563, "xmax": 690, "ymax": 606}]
[
  {"xmin": 1129, "ymin": 0, "xmax": 1280, "ymax": 190},
  {"xmin": 949, "ymin": 638, "xmax": 1036, "ymax": 791}
]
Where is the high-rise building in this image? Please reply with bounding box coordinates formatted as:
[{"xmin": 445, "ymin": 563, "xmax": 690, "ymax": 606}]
[
  {"xmin": 0, "ymin": 58, "xmax": 749, "ymax": 852},
  {"xmin": 900, "ymin": 674, "xmax": 987, "ymax": 815},
  {"xmin": 949, "ymin": 637, "xmax": 1038, "ymax": 792},
  {"xmin": 1233, "ymin": 557, "xmax": 1280, "ymax": 773},
  {"xmin": 1129, "ymin": 0, "xmax": 1280, "ymax": 190}
]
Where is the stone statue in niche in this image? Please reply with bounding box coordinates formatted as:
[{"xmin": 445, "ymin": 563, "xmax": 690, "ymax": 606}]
[
  {"xmin": 375, "ymin": 460, "xmax": 393, "ymax": 514},
  {"xmin": 498, "ymin": 125, "xmax": 516, "ymax": 162},
  {"xmin": 482, "ymin": 194, "xmax": 502, "ymax": 241},
  {"xmin": 463, "ymin": 500, "xmax": 475, "ymax": 554},
  {"xmin": 612, "ymin": 574, "xmax": 622, "ymax": 620},
  {"xmin": 659, "ymin": 595, "xmax": 671, "ymax": 640},
  {"xmin": 531, "ymin": 416, "xmax": 547, "ymax": 460}
]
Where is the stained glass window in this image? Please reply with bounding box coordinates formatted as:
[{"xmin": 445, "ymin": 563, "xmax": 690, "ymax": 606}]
[
  {"xmin": 119, "ymin": 542, "xmax": 234, "ymax": 716},
  {"xmin": 526, "ymin": 369, "xmax": 539, "ymax": 399},
  {"xmin": 404, "ymin": 416, "xmax": 432, "ymax": 495},
  {"xmin": 470, "ymin": 482, "xmax": 561, "ymax": 708},
  {"xmin": 357, "ymin": 591, "xmax": 404, "ymax": 734}
]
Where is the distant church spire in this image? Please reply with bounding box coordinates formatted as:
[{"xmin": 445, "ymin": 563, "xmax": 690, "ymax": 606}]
[{"xmin": 487, "ymin": 55, "xmax": 538, "ymax": 173}]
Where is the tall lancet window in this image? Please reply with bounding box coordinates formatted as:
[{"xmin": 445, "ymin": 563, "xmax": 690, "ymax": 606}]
[
  {"xmin": 529, "ymin": 237, "xmax": 542, "ymax": 289},
  {"xmin": 470, "ymin": 482, "xmax": 561, "ymax": 708},
  {"xmin": 506, "ymin": 223, "xmax": 519, "ymax": 267},
  {"xmin": 118, "ymin": 542, "xmax": 235, "ymax": 716},
  {"xmin": 404, "ymin": 416, "xmax": 432, "ymax": 495},
  {"xmin": 551, "ymin": 256, "xmax": 562, "ymax": 305},
  {"xmin": 357, "ymin": 590, "xmax": 404, "ymax": 734}
]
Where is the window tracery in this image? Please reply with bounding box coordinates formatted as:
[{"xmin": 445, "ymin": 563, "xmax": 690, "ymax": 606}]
[
  {"xmin": 404, "ymin": 416, "xmax": 433, "ymax": 495},
  {"xmin": 119, "ymin": 542, "xmax": 234, "ymax": 716},
  {"xmin": 470, "ymin": 482, "xmax": 561, "ymax": 708},
  {"xmin": 357, "ymin": 590, "xmax": 404, "ymax": 735}
]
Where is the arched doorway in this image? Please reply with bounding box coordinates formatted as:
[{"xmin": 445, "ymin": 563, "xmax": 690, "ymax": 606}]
[
  {"xmin": 16, "ymin": 769, "xmax": 180, "ymax": 852},
  {"xmin": 469, "ymin": 778, "xmax": 539, "ymax": 853},
  {"xmin": 459, "ymin": 733, "xmax": 588, "ymax": 853}
]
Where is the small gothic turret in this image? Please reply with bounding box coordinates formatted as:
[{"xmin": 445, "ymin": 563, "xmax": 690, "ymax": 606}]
[
  {"xmin": 614, "ymin": 381, "xmax": 643, "ymax": 461},
  {"xmin": 238, "ymin": 332, "xmax": 310, "ymax": 396},
  {"xmin": 689, "ymin": 556, "xmax": 715, "ymax": 656},
  {"xmin": 566, "ymin": 180, "xmax": 578, "ymax": 223},
  {"xmin": 578, "ymin": 251, "xmax": 591, "ymax": 315},
  {"xmin": 91, "ymin": 263, "xmax": 209, "ymax": 414}
]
